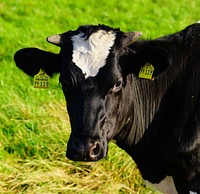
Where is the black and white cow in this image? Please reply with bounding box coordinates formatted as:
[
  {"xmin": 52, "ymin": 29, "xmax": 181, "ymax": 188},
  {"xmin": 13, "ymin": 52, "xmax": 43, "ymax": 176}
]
[{"xmin": 14, "ymin": 22, "xmax": 200, "ymax": 194}]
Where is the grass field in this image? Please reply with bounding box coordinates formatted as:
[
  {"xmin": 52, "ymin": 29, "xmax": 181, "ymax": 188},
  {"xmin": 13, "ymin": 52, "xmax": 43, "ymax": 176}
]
[{"xmin": 1, "ymin": 0, "xmax": 200, "ymax": 193}]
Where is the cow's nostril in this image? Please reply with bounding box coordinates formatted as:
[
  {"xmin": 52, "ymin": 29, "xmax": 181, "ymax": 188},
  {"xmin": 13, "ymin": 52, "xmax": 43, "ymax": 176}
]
[
  {"xmin": 67, "ymin": 139, "xmax": 104, "ymax": 161},
  {"xmin": 89, "ymin": 142, "xmax": 101, "ymax": 160}
]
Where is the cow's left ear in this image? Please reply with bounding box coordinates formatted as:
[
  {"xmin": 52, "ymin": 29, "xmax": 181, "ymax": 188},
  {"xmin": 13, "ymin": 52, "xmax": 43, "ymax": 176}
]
[
  {"xmin": 14, "ymin": 48, "xmax": 61, "ymax": 77},
  {"xmin": 122, "ymin": 43, "xmax": 170, "ymax": 78}
]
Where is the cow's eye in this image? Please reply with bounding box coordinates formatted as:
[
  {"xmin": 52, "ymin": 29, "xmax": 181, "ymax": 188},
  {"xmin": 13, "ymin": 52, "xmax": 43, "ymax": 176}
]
[{"xmin": 112, "ymin": 79, "xmax": 123, "ymax": 92}]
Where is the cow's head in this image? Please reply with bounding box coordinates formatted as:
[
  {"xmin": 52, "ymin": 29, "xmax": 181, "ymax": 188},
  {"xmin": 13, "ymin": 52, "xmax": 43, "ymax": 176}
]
[{"xmin": 14, "ymin": 24, "xmax": 169, "ymax": 161}]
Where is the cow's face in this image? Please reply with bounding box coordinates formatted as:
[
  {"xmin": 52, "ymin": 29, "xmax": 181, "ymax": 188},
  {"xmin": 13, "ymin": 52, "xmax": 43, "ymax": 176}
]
[
  {"xmin": 15, "ymin": 24, "xmax": 169, "ymax": 162},
  {"xmin": 14, "ymin": 25, "xmax": 168, "ymax": 161},
  {"xmin": 47, "ymin": 25, "xmax": 141, "ymax": 161}
]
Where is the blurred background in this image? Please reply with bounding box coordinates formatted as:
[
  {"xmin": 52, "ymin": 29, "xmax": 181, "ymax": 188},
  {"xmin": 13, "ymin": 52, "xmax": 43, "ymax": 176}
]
[{"xmin": 1, "ymin": 0, "xmax": 200, "ymax": 193}]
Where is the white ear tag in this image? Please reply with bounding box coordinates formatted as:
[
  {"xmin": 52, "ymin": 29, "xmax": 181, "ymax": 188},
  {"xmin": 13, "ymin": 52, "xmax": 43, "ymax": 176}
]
[{"xmin": 34, "ymin": 69, "xmax": 50, "ymax": 88}]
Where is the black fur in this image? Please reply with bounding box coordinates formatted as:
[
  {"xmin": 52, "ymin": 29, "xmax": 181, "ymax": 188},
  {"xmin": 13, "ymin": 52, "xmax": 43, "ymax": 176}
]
[{"xmin": 14, "ymin": 48, "xmax": 61, "ymax": 77}]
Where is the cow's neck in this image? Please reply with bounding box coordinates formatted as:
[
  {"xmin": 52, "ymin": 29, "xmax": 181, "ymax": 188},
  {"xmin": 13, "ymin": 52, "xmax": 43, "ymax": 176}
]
[
  {"xmin": 115, "ymin": 75, "xmax": 162, "ymax": 146},
  {"xmin": 114, "ymin": 59, "xmax": 200, "ymax": 182},
  {"xmin": 114, "ymin": 75, "xmax": 169, "ymax": 182}
]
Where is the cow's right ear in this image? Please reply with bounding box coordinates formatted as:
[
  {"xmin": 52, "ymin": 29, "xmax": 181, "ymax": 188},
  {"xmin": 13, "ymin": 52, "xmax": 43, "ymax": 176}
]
[
  {"xmin": 122, "ymin": 42, "xmax": 170, "ymax": 78},
  {"xmin": 14, "ymin": 48, "xmax": 61, "ymax": 77}
]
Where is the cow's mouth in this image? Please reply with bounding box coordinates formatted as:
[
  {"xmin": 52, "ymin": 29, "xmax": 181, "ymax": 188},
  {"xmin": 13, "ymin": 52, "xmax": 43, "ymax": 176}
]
[{"xmin": 66, "ymin": 137, "xmax": 107, "ymax": 161}]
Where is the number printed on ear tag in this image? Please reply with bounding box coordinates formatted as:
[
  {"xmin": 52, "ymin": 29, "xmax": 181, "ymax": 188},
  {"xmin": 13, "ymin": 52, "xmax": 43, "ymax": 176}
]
[
  {"xmin": 34, "ymin": 69, "xmax": 50, "ymax": 88},
  {"xmin": 138, "ymin": 63, "xmax": 154, "ymax": 80}
]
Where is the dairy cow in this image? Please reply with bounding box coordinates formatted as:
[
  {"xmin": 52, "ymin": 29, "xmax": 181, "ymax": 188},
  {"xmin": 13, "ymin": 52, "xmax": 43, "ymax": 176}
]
[{"xmin": 14, "ymin": 23, "xmax": 200, "ymax": 194}]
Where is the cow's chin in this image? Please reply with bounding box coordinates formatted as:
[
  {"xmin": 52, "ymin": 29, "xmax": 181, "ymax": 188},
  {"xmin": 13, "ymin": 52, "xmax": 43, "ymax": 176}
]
[{"xmin": 66, "ymin": 137, "xmax": 108, "ymax": 162}]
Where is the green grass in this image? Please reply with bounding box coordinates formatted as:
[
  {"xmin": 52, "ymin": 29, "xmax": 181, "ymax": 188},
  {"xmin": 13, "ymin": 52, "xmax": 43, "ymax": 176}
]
[{"xmin": 1, "ymin": 0, "xmax": 200, "ymax": 193}]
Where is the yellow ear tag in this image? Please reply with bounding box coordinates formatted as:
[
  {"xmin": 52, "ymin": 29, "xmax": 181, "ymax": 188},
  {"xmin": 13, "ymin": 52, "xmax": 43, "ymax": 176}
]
[
  {"xmin": 34, "ymin": 69, "xmax": 50, "ymax": 88},
  {"xmin": 138, "ymin": 63, "xmax": 154, "ymax": 80}
]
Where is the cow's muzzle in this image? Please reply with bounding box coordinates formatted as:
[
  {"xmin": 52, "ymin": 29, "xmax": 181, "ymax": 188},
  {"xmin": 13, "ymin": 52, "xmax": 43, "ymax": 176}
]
[{"xmin": 66, "ymin": 138, "xmax": 105, "ymax": 161}]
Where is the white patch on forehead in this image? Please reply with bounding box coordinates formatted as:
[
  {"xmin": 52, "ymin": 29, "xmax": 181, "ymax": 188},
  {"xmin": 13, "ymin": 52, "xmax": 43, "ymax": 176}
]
[
  {"xmin": 145, "ymin": 176, "xmax": 178, "ymax": 194},
  {"xmin": 71, "ymin": 30, "xmax": 116, "ymax": 78},
  {"xmin": 190, "ymin": 191, "xmax": 198, "ymax": 194}
]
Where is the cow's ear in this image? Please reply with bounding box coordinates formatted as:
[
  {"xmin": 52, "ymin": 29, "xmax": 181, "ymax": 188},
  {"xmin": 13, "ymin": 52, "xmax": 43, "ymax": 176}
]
[
  {"xmin": 14, "ymin": 48, "xmax": 61, "ymax": 77},
  {"xmin": 123, "ymin": 44, "xmax": 170, "ymax": 78}
]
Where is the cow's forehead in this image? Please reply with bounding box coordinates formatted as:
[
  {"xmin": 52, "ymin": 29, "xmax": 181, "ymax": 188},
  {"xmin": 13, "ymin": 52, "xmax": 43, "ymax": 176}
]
[{"xmin": 71, "ymin": 29, "xmax": 116, "ymax": 79}]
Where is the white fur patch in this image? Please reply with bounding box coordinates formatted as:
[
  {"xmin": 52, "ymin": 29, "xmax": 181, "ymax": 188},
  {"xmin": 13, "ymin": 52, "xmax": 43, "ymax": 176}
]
[
  {"xmin": 71, "ymin": 30, "xmax": 116, "ymax": 78},
  {"xmin": 190, "ymin": 191, "xmax": 198, "ymax": 194},
  {"xmin": 145, "ymin": 176, "xmax": 178, "ymax": 194}
]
